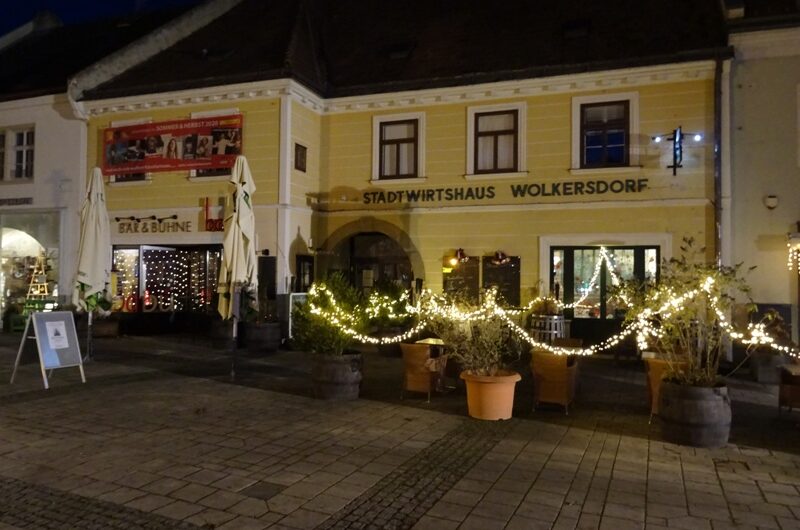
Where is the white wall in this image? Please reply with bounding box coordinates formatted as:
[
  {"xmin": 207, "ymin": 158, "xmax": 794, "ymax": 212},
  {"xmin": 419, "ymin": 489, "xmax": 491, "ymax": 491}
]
[
  {"xmin": 729, "ymin": 28, "xmax": 800, "ymax": 337},
  {"xmin": 0, "ymin": 94, "xmax": 87, "ymax": 304}
]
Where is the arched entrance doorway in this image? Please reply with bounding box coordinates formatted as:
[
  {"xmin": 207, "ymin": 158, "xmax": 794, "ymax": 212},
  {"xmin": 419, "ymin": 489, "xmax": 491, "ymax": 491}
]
[
  {"xmin": 319, "ymin": 220, "xmax": 424, "ymax": 295},
  {"xmin": 333, "ymin": 232, "xmax": 413, "ymax": 293}
]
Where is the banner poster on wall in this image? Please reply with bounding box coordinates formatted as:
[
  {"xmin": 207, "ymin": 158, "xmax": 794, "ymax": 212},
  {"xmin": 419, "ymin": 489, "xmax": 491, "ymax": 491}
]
[{"xmin": 102, "ymin": 114, "xmax": 243, "ymax": 174}]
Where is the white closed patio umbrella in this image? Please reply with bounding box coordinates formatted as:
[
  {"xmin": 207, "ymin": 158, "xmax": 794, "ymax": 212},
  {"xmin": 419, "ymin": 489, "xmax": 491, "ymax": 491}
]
[
  {"xmin": 74, "ymin": 167, "xmax": 111, "ymax": 361},
  {"xmin": 217, "ymin": 155, "xmax": 258, "ymax": 377}
]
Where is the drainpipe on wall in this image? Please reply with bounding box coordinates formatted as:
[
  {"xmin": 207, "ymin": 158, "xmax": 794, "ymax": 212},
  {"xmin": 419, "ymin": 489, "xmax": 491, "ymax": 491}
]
[{"xmin": 714, "ymin": 58, "xmax": 724, "ymax": 266}]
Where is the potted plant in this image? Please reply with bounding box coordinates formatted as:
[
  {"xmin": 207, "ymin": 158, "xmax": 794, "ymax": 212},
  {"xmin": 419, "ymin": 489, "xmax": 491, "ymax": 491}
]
[
  {"xmin": 425, "ymin": 291, "xmax": 524, "ymax": 420},
  {"xmin": 622, "ymin": 238, "xmax": 754, "ymax": 448},
  {"xmin": 292, "ymin": 272, "xmax": 366, "ymax": 400}
]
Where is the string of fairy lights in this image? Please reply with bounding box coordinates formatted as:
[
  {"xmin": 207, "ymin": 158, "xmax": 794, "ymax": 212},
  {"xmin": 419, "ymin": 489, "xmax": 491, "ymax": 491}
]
[
  {"xmin": 306, "ymin": 248, "xmax": 800, "ymax": 358},
  {"xmin": 789, "ymin": 240, "xmax": 800, "ymax": 276}
]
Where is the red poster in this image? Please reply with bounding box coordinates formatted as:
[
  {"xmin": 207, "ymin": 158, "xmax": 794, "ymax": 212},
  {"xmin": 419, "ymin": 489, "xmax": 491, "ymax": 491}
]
[{"xmin": 102, "ymin": 114, "xmax": 243, "ymax": 174}]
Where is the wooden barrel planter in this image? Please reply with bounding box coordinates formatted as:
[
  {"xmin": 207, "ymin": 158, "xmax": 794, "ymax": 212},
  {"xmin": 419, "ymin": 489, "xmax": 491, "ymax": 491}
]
[
  {"xmin": 242, "ymin": 322, "xmax": 282, "ymax": 354},
  {"xmin": 659, "ymin": 381, "xmax": 731, "ymax": 448},
  {"xmin": 311, "ymin": 353, "xmax": 363, "ymax": 400},
  {"xmin": 460, "ymin": 370, "xmax": 521, "ymax": 420}
]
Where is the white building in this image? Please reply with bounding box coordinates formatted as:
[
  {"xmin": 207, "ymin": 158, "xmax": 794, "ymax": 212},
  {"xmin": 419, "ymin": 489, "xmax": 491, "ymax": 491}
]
[{"xmin": 725, "ymin": 5, "xmax": 800, "ymax": 341}]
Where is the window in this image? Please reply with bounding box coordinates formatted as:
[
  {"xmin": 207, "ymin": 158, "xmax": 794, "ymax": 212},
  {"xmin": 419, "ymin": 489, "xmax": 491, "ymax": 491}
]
[
  {"xmin": 474, "ymin": 110, "xmax": 518, "ymax": 173},
  {"xmin": 109, "ymin": 173, "xmax": 148, "ymax": 184},
  {"xmin": 13, "ymin": 129, "xmax": 34, "ymax": 179},
  {"xmin": 550, "ymin": 245, "xmax": 659, "ymax": 320},
  {"xmin": 372, "ymin": 112, "xmax": 425, "ymax": 181},
  {"xmin": 571, "ymin": 92, "xmax": 638, "ymax": 170},
  {"xmin": 0, "ymin": 128, "xmax": 34, "ymax": 180},
  {"xmin": 294, "ymin": 143, "xmax": 307, "ymax": 172},
  {"xmin": 580, "ymin": 101, "xmax": 628, "ymax": 168},
  {"xmin": 466, "ymin": 102, "xmax": 526, "ymax": 177},
  {"xmin": 379, "ymin": 120, "xmax": 417, "ymax": 179}
]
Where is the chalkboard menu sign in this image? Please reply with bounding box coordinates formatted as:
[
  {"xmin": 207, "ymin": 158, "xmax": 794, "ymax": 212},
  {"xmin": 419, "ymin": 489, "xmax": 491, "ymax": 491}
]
[
  {"xmin": 482, "ymin": 256, "xmax": 521, "ymax": 307},
  {"xmin": 443, "ymin": 256, "xmax": 480, "ymax": 302}
]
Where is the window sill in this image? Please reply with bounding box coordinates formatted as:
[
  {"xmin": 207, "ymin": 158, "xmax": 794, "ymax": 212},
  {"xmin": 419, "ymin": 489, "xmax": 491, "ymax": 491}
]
[
  {"xmin": 0, "ymin": 179, "xmax": 34, "ymax": 184},
  {"xmin": 463, "ymin": 171, "xmax": 528, "ymax": 181},
  {"xmin": 370, "ymin": 177, "xmax": 427, "ymax": 186},
  {"xmin": 109, "ymin": 179, "xmax": 152, "ymax": 187},
  {"xmin": 188, "ymin": 175, "xmax": 230, "ymax": 182},
  {"xmin": 569, "ymin": 166, "xmax": 643, "ymax": 176}
]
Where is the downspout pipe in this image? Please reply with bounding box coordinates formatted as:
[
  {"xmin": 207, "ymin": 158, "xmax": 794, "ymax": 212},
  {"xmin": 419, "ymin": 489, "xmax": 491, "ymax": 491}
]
[{"xmin": 714, "ymin": 57, "xmax": 723, "ymax": 266}]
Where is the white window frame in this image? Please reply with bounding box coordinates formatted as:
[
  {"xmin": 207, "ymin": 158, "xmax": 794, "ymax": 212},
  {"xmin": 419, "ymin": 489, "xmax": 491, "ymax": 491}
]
[
  {"xmin": 465, "ymin": 101, "xmax": 527, "ymax": 179},
  {"xmin": 0, "ymin": 126, "xmax": 35, "ymax": 181},
  {"xmin": 571, "ymin": 92, "xmax": 639, "ymax": 172},
  {"xmin": 189, "ymin": 108, "xmax": 240, "ymax": 181},
  {"xmin": 538, "ymin": 232, "xmax": 671, "ymax": 291},
  {"xmin": 108, "ymin": 117, "xmax": 152, "ymax": 186},
  {"xmin": 371, "ymin": 111, "xmax": 426, "ymax": 184}
]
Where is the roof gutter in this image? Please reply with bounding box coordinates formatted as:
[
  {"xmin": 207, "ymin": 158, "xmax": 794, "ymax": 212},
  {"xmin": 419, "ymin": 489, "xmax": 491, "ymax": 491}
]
[{"xmin": 67, "ymin": 0, "xmax": 246, "ymax": 120}]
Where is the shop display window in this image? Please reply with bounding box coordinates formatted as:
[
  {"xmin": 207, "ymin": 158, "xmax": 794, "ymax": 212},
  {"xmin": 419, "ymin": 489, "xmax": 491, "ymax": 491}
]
[
  {"xmin": 0, "ymin": 212, "xmax": 60, "ymax": 329},
  {"xmin": 112, "ymin": 245, "xmax": 221, "ymax": 313}
]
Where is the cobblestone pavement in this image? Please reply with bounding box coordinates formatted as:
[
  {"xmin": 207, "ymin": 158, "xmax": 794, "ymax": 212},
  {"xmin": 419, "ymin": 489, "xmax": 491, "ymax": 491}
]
[{"xmin": 1, "ymin": 334, "xmax": 800, "ymax": 529}]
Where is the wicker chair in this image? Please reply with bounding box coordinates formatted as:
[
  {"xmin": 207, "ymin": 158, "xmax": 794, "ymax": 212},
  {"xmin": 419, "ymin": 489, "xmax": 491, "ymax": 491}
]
[
  {"xmin": 531, "ymin": 348, "xmax": 578, "ymax": 414},
  {"xmin": 400, "ymin": 343, "xmax": 439, "ymax": 403}
]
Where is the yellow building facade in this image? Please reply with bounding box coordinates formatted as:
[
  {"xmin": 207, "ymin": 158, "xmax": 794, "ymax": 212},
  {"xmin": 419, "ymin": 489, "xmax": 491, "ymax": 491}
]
[{"xmin": 83, "ymin": 59, "xmax": 716, "ymax": 337}]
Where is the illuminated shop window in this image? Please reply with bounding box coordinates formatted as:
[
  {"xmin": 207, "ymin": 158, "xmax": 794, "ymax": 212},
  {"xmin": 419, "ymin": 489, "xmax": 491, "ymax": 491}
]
[{"xmin": 111, "ymin": 246, "xmax": 221, "ymax": 313}]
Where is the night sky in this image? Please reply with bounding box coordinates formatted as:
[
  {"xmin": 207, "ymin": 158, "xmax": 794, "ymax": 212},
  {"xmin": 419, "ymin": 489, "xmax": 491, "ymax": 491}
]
[{"xmin": 0, "ymin": 0, "xmax": 204, "ymax": 35}]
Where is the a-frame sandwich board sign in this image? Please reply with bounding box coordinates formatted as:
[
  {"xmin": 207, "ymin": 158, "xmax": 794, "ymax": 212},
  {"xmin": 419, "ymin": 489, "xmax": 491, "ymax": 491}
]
[{"xmin": 10, "ymin": 311, "xmax": 86, "ymax": 390}]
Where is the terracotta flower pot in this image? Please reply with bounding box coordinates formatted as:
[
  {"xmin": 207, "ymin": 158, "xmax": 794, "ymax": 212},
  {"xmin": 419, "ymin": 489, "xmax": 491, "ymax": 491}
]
[{"xmin": 460, "ymin": 370, "xmax": 521, "ymax": 420}]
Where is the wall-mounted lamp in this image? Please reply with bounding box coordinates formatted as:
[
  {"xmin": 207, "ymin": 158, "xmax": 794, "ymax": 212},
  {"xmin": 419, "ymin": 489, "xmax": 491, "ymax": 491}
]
[
  {"xmin": 448, "ymin": 248, "xmax": 469, "ymax": 267},
  {"xmin": 763, "ymin": 195, "xmax": 779, "ymax": 210},
  {"xmin": 491, "ymin": 251, "xmax": 511, "ymax": 265},
  {"xmin": 651, "ymin": 126, "xmax": 703, "ymax": 176}
]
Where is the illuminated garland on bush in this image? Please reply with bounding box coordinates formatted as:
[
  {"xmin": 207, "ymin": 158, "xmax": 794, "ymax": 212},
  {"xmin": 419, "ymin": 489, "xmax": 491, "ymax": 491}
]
[{"xmin": 306, "ymin": 273, "xmax": 800, "ymax": 358}]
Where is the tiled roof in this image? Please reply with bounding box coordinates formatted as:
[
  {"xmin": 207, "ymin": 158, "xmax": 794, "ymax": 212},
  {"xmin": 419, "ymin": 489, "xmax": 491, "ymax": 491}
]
[
  {"xmin": 0, "ymin": 9, "xmax": 187, "ymax": 102},
  {"xmin": 85, "ymin": 0, "xmax": 731, "ymax": 101}
]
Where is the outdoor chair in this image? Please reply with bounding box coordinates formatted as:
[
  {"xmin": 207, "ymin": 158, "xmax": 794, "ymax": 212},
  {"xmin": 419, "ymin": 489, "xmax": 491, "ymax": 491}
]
[
  {"xmin": 644, "ymin": 357, "xmax": 688, "ymax": 422},
  {"xmin": 779, "ymin": 364, "xmax": 800, "ymax": 414},
  {"xmin": 531, "ymin": 348, "xmax": 578, "ymax": 415},
  {"xmin": 552, "ymin": 337, "xmax": 583, "ymax": 391},
  {"xmin": 400, "ymin": 343, "xmax": 440, "ymax": 403}
]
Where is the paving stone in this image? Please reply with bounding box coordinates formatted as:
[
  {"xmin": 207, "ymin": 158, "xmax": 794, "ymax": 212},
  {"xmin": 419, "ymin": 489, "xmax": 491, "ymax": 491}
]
[
  {"xmin": 229, "ymin": 497, "xmax": 270, "ymax": 518},
  {"xmin": 171, "ymin": 482, "xmax": 215, "ymax": 503},
  {"xmin": 0, "ymin": 476, "xmax": 200, "ymax": 529}
]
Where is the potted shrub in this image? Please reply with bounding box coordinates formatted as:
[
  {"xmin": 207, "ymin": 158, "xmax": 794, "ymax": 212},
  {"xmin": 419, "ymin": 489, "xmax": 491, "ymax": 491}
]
[
  {"xmin": 425, "ymin": 291, "xmax": 524, "ymax": 420},
  {"xmin": 292, "ymin": 273, "xmax": 366, "ymax": 400},
  {"xmin": 622, "ymin": 238, "xmax": 753, "ymax": 448}
]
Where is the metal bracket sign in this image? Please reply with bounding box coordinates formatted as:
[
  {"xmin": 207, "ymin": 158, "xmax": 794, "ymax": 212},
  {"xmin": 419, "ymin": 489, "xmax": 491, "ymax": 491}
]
[{"xmin": 10, "ymin": 312, "xmax": 86, "ymax": 389}]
